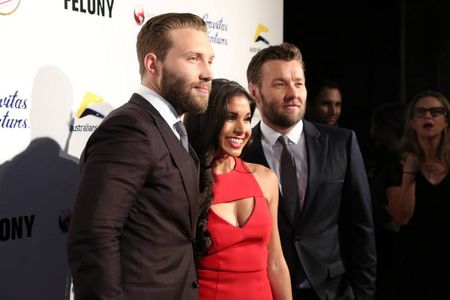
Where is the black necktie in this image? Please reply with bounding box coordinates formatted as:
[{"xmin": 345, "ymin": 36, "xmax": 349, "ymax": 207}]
[
  {"xmin": 174, "ymin": 121, "xmax": 189, "ymax": 152},
  {"xmin": 278, "ymin": 135, "xmax": 299, "ymax": 221},
  {"xmin": 279, "ymin": 135, "xmax": 306, "ymax": 284}
]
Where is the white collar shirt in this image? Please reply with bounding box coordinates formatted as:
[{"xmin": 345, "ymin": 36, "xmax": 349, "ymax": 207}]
[
  {"xmin": 136, "ymin": 84, "xmax": 183, "ymax": 139},
  {"xmin": 259, "ymin": 120, "xmax": 308, "ymax": 206}
]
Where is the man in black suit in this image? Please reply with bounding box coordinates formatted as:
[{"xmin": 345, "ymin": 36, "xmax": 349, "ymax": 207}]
[
  {"xmin": 68, "ymin": 13, "xmax": 214, "ymax": 300},
  {"xmin": 242, "ymin": 43, "xmax": 376, "ymax": 300}
]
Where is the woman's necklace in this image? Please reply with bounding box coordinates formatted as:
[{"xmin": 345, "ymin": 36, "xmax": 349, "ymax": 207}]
[{"xmin": 422, "ymin": 162, "xmax": 448, "ymax": 185}]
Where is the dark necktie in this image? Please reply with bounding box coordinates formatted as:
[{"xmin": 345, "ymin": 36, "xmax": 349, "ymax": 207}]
[
  {"xmin": 278, "ymin": 135, "xmax": 306, "ymax": 284},
  {"xmin": 278, "ymin": 135, "xmax": 299, "ymax": 221},
  {"xmin": 174, "ymin": 121, "xmax": 189, "ymax": 152}
]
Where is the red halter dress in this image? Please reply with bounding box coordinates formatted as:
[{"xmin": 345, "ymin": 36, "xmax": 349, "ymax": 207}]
[{"xmin": 198, "ymin": 158, "xmax": 273, "ymax": 300}]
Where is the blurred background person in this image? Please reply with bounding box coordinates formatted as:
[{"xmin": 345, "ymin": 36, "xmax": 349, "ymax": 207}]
[
  {"xmin": 367, "ymin": 102, "xmax": 406, "ymax": 300},
  {"xmin": 388, "ymin": 90, "xmax": 450, "ymax": 300},
  {"xmin": 305, "ymin": 78, "xmax": 342, "ymax": 126}
]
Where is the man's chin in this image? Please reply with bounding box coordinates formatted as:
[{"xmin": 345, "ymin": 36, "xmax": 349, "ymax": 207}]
[
  {"xmin": 326, "ymin": 120, "xmax": 337, "ymax": 126},
  {"xmin": 190, "ymin": 95, "xmax": 209, "ymax": 113}
]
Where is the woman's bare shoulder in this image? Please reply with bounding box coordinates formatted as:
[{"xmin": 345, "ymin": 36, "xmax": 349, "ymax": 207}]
[{"xmin": 243, "ymin": 161, "xmax": 278, "ymax": 183}]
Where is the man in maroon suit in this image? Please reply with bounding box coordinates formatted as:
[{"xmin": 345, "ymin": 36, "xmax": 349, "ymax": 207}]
[{"xmin": 68, "ymin": 13, "xmax": 214, "ymax": 300}]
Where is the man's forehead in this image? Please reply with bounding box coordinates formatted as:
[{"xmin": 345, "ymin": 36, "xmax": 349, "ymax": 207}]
[
  {"xmin": 262, "ymin": 60, "xmax": 304, "ymax": 79},
  {"xmin": 168, "ymin": 28, "xmax": 212, "ymax": 52}
]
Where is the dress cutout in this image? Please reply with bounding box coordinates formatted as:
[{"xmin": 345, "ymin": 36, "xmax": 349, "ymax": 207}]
[{"xmin": 198, "ymin": 157, "xmax": 273, "ymax": 300}]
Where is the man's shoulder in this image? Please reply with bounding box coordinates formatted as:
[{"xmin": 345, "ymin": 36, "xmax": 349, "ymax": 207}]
[
  {"xmin": 91, "ymin": 95, "xmax": 159, "ymax": 139},
  {"xmin": 242, "ymin": 126, "xmax": 263, "ymax": 163},
  {"xmin": 107, "ymin": 94, "xmax": 156, "ymax": 120},
  {"xmin": 251, "ymin": 122, "xmax": 262, "ymax": 133},
  {"xmin": 305, "ymin": 120, "xmax": 352, "ymax": 138}
]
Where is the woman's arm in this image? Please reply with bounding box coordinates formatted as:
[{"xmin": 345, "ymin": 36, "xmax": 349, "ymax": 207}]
[
  {"xmin": 260, "ymin": 167, "xmax": 292, "ymax": 300},
  {"xmin": 387, "ymin": 154, "xmax": 417, "ymax": 225}
]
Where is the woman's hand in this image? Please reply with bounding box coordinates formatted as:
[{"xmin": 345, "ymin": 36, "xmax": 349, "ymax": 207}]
[{"xmin": 402, "ymin": 153, "xmax": 419, "ymax": 174}]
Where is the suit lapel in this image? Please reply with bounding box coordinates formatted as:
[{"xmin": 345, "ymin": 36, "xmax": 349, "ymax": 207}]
[
  {"xmin": 248, "ymin": 122, "xmax": 329, "ymax": 229},
  {"xmin": 189, "ymin": 144, "xmax": 200, "ymax": 168},
  {"xmin": 300, "ymin": 121, "xmax": 328, "ymax": 220},
  {"xmin": 246, "ymin": 124, "xmax": 270, "ymax": 167},
  {"xmin": 130, "ymin": 94, "xmax": 199, "ymax": 233}
]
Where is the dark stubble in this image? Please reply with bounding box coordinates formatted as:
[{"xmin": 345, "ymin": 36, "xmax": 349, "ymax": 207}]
[
  {"xmin": 160, "ymin": 67, "xmax": 209, "ymax": 115},
  {"xmin": 259, "ymin": 91, "xmax": 304, "ymax": 128}
]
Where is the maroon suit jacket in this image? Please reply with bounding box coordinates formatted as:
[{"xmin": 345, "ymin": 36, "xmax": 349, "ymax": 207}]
[{"xmin": 68, "ymin": 94, "xmax": 200, "ymax": 300}]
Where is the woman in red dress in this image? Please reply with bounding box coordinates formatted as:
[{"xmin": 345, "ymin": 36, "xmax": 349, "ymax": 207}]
[{"xmin": 185, "ymin": 78, "xmax": 292, "ymax": 300}]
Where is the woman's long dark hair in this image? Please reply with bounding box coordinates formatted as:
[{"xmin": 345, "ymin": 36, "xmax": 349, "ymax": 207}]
[{"xmin": 184, "ymin": 78, "xmax": 254, "ymax": 257}]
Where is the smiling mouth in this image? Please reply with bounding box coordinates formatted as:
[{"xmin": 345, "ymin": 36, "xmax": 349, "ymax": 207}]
[
  {"xmin": 227, "ymin": 137, "xmax": 244, "ymax": 147},
  {"xmin": 423, "ymin": 123, "xmax": 433, "ymax": 128}
]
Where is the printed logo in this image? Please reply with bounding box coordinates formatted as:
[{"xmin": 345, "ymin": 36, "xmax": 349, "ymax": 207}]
[
  {"xmin": 203, "ymin": 14, "xmax": 229, "ymax": 46},
  {"xmin": 132, "ymin": 5, "xmax": 156, "ymax": 26},
  {"xmin": 134, "ymin": 5, "xmax": 145, "ymax": 25},
  {"xmin": 0, "ymin": 0, "xmax": 21, "ymax": 16},
  {"xmin": 0, "ymin": 215, "xmax": 35, "ymax": 242},
  {"xmin": 253, "ymin": 23, "xmax": 270, "ymax": 45},
  {"xmin": 250, "ymin": 23, "xmax": 270, "ymax": 53},
  {"xmin": 70, "ymin": 91, "xmax": 111, "ymax": 133},
  {"xmin": 67, "ymin": 91, "xmax": 113, "ymax": 158},
  {"xmin": 0, "ymin": 90, "xmax": 29, "ymax": 129},
  {"xmin": 64, "ymin": 0, "xmax": 114, "ymax": 18}
]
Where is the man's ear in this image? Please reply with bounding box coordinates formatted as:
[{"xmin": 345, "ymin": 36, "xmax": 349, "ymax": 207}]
[
  {"xmin": 144, "ymin": 53, "xmax": 159, "ymax": 75},
  {"xmin": 248, "ymin": 82, "xmax": 260, "ymax": 103}
]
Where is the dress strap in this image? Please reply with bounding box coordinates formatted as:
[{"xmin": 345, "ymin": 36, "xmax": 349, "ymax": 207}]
[{"xmin": 213, "ymin": 157, "xmax": 265, "ymax": 204}]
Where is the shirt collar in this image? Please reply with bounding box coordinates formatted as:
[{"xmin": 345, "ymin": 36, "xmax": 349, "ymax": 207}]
[
  {"xmin": 260, "ymin": 119, "xmax": 303, "ymax": 146},
  {"xmin": 136, "ymin": 84, "xmax": 181, "ymax": 127}
]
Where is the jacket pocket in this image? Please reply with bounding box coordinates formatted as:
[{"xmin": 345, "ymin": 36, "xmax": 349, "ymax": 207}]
[{"xmin": 327, "ymin": 260, "xmax": 346, "ymax": 279}]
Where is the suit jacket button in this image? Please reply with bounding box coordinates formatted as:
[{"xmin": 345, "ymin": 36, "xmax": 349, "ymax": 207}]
[{"xmin": 192, "ymin": 281, "xmax": 199, "ymax": 289}]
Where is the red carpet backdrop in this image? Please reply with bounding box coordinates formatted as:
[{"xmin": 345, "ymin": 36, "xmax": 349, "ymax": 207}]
[{"xmin": 0, "ymin": 0, "xmax": 282, "ymax": 299}]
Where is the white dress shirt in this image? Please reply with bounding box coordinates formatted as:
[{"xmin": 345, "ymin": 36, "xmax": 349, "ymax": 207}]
[
  {"xmin": 136, "ymin": 84, "xmax": 183, "ymax": 140},
  {"xmin": 259, "ymin": 120, "xmax": 308, "ymax": 208}
]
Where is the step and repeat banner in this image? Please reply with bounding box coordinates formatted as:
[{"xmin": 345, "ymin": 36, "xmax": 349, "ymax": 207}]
[{"xmin": 0, "ymin": 0, "xmax": 282, "ymax": 299}]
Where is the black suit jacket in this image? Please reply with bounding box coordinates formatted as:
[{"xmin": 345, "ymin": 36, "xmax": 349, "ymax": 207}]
[
  {"xmin": 242, "ymin": 120, "xmax": 376, "ymax": 300},
  {"xmin": 68, "ymin": 94, "xmax": 199, "ymax": 300}
]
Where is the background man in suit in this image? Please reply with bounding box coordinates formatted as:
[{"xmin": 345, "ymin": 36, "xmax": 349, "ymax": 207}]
[
  {"xmin": 242, "ymin": 43, "xmax": 376, "ymax": 300},
  {"xmin": 68, "ymin": 13, "xmax": 214, "ymax": 300}
]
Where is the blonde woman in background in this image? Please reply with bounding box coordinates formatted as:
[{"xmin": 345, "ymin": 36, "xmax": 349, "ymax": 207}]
[{"xmin": 388, "ymin": 90, "xmax": 450, "ymax": 300}]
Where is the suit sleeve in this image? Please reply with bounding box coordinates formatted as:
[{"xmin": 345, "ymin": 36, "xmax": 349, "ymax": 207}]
[
  {"xmin": 342, "ymin": 130, "xmax": 377, "ymax": 300},
  {"xmin": 67, "ymin": 113, "xmax": 152, "ymax": 300}
]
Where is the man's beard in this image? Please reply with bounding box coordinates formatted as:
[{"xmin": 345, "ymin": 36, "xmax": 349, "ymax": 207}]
[
  {"xmin": 160, "ymin": 67, "xmax": 209, "ymax": 115},
  {"xmin": 259, "ymin": 92, "xmax": 304, "ymax": 128}
]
